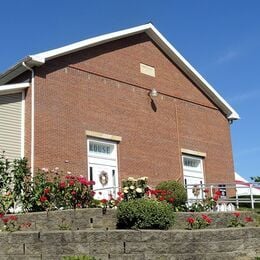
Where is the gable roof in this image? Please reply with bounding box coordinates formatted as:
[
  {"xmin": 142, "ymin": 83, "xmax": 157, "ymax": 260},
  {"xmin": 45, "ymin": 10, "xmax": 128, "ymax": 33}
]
[{"xmin": 0, "ymin": 23, "xmax": 239, "ymax": 120}]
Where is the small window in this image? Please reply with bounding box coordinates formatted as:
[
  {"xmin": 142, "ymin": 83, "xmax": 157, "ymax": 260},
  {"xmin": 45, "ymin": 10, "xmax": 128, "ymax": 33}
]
[
  {"xmin": 89, "ymin": 140, "xmax": 114, "ymax": 157},
  {"xmin": 183, "ymin": 156, "xmax": 201, "ymax": 170}
]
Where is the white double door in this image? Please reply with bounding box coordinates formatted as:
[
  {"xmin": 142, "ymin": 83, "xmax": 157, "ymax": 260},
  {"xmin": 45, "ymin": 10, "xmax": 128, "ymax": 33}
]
[{"xmin": 87, "ymin": 138, "xmax": 118, "ymax": 200}]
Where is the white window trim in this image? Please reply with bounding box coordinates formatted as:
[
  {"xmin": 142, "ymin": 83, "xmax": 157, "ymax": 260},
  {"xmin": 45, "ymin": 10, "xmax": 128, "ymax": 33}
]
[
  {"xmin": 181, "ymin": 148, "xmax": 206, "ymax": 158},
  {"xmin": 86, "ymin": 130, "xmax": 122, "ymax": 142},
  {"xmin": 21, "ymin": 90, "xmax": 25, "ymax": 158}
]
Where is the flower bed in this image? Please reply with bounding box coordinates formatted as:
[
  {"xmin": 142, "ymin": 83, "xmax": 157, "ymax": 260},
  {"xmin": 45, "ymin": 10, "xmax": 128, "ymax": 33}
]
[{"xmin": 0, "ymin": 155, "xmax": 258, "ymax": 233}]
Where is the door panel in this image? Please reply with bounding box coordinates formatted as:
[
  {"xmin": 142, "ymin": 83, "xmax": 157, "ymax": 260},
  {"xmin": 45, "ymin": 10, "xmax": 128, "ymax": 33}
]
[{"xmin": 89, "ymin": 164, "xmax": 117, "ymax": 199}]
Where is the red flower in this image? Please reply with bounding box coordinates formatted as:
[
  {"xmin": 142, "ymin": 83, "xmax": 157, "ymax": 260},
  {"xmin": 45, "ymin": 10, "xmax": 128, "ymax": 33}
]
[
  {"xmin": 69, "ymin": 180, "xmax": 75, "ymax": 186},
  {"xmin": 90, "ymin": 191, "xmax": 96, "ymax": 196},
  {"xmin": 101, "ymin": 199, "xmax": 108, "ymax": 204},
  {"xmin": 233, "ymin": 212, "xmax": 240, "ymax": 217},
  {"xmin": 59, "ymin": 181, "xmax": 66, "ymax": 189},
  {"xmin": 2, "ymin": 217, "xmax": 9, "ymax": 224},
  {"xmin": 117, "ymin": 191, "xmax": 122, "ymax": 196},
  {"xmin": 244, "ymin": 216, "xmax": 253, "ymax": 222},
  {"xmin": 71, "ymin": 190, "xmax": 77, "ymax": 195},
  {"xmin": 202, "ymin": 214, "xmax": 212, "ymax": 224},
  {"xmin": 213, "ymin": 194, "xmax": 219, "ymax": 201},
  {"xmin": 159, "ymin": 196, "xmax": 165, "ymax": 201},
  {"xmin": 0, "ymin": 213, "xmax": 4, "ymax": 219},
  {"xmin": 168, "ymin": 198, "xmax": 174, "ymax": 203},
  {"xmin": 203, "ymin": 188, "xmax": 209, "ymax": 193},
  {"xmin": 9, "ymin": 215, "xmax": 18, "ymax": 221},
  {"xmin": 215, "ymin": 190, "xmax": 222, "ymax": 196},
  {"xmin": 44, "ymin": 188, "xmax": 50, "ymax": 194},
  {"xmin": 78, "ymin": 177, "xmax": 91, "ymax": 186},
  {"xmin": 187, "ymin": 217, "xmax": 195, "ymax": 224},
  {"xmin": 87, "ymin": 180, "xmax": 95, "ymax": 186},
  {"xmin": 76, "ymin": 203, "xmax": 82, "ymax": 208},
  {"xmin": 21, "ymin": 222, "xmax": 31, "ymax": 228},
  {"xmin": 40, "ymin": 196, "xmax": 48, "ymax": 203}
]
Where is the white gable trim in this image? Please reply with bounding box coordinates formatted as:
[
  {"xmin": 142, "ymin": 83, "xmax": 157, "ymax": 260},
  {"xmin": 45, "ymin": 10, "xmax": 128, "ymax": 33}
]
[
  {"xmin": 0, "ymin": 23, "xmax": 239, "ymax": 119},
  {"xmin": 0, "ymin": 82, "xmax": 30, "ymax": 95}
]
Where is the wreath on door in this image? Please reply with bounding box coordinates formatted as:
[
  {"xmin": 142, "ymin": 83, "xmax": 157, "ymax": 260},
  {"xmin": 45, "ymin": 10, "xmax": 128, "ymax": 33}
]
[
  {"xmin": 192, "ymin": 185, "xmax": 200, "ymax": 197},
  {"xmin": 99, "ymin": 171, "xmax": 108, "ymax": 186}
]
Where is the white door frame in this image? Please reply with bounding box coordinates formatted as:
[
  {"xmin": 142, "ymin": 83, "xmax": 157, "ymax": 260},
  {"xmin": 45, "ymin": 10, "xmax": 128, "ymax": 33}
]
[{"xmin": 182, "ymin": 154, "xmax": 205, "ymax": 201}]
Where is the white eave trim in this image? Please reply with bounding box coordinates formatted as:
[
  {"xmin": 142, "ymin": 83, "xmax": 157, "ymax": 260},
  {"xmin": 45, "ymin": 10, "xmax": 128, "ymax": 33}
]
[
  {"xmin": 0, "ymin": 23, "xmax": 239, "ymax": 120},
  {"xmin": 0, "ymin": 82, "xmax": 30, "ymax": 95},
  {"xmin": 29, "ymin": 24, "xmax": 152, "ymax": 62}
]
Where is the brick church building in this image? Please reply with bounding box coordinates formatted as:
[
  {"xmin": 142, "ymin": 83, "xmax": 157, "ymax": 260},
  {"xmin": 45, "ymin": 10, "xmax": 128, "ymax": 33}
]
[{"xmin": 0, "ymin": 23, "xmax": 239, "ymax": 198}]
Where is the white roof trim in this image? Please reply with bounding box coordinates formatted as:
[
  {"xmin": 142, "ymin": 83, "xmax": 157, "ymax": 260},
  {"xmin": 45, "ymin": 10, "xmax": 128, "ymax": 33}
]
[
  {"xmin": 0, "ymin": 82, "xmax": 30, "ymax": 95},
  {"xmin": 0, "ymin": 23, "xmax": 239, "ymax": 119}
]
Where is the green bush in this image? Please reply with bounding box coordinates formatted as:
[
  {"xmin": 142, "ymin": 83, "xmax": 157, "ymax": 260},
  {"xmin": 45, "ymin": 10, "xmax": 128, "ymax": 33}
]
[
  {"xmin": 156, "ymin": 180, "xmax": 187, "ymax": 208},
  {"xmin": 117, "ymin": 198, "xmax": 175, "ymax": 230}
]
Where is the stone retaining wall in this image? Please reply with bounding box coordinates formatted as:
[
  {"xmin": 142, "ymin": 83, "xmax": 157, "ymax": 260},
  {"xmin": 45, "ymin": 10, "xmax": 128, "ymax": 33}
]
[
  {"xmin": 0, "ymin": 227, "xmax": 259, "ymax": 259},
  {"xmin": 1, "ymin": 209, "xmax": 256, "ymax": 231}
]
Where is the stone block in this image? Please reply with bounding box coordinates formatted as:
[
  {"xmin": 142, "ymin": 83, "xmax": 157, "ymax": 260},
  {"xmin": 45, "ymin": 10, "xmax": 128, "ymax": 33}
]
[
  {"xmin": 125, "ymin": 242, "xmax": 170, "ymax": 254},
  {"xmin": 107, "ymin": 230, "xmax": 142, "ymax": 242},
  {"xmin": 0, "ymin": 243, "xmax": 24, "ymax": 255},
  {"xmin": 89, "ymin": 241, "xmax": 123, "ymax": 255},
  {"xmin": 141, "ymin": 230, "xmax": 172, "ymax": 242},
  {"xmin": 8, "ymin": 231, "xmax": 40, "ymax": 244}
]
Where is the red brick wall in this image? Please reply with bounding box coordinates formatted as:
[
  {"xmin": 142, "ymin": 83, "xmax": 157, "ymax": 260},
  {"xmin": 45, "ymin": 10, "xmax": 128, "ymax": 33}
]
[{"xmin": 25, "ymin": 33, "xmax": 234, "ymax": 186}]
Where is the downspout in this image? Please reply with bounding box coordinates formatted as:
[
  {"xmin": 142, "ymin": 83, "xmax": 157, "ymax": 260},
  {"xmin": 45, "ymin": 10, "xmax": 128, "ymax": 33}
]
[{"xmin": 22, "ymin": 62, "xmax": 35, "ymax": 178}]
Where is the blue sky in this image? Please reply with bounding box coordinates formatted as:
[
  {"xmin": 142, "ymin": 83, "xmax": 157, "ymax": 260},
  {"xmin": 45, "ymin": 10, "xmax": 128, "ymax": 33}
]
[{"xmin": 1, "ymin": 1, "xmax": 259, "ymax": 181}]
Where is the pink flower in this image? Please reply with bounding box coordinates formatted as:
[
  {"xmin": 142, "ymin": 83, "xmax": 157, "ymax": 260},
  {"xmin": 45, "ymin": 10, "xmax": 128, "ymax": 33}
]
[{"xmin": 71, "ymin": 190, "xmax": 77, "ymax": 195}]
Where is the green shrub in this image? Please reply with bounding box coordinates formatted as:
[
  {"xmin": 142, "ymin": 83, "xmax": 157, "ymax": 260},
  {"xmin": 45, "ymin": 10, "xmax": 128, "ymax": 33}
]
[
  {"xmin": 117, "ymin": 198, "xmax": 175, "ymax": 230},
  {"xmin": 156, "ymin": 180, "xmax": 187, "ymax": 208}
]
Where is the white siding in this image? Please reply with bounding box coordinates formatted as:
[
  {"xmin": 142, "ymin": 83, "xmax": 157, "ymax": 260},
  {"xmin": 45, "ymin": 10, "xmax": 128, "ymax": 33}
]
[{"xmin": 0, "ymin": 93, "xmax": 22, "ymax": 160}]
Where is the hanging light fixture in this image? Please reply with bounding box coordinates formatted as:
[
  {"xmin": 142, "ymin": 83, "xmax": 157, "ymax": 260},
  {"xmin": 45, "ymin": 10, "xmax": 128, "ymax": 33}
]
[{"xmin": 149, "ymin": 88, "xmax": 158, "ymax": 98}]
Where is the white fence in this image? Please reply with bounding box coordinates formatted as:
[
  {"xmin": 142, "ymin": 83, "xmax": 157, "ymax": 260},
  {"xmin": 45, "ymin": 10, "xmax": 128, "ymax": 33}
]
[
  {"xmin": 185, "ymin": 182, "xmax": 260, "ymax": 210},
  {"xmin": 93, "ymin": 182, "xmax": 260, "ymax": 210}
]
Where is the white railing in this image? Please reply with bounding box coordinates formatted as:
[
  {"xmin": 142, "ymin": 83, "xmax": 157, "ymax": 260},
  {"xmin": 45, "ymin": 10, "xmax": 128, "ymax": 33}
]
[
  {"xmin": 184, "ymin": 182, "xmax": 260, "ymax": 210},
  {"xmin": 92, "ymin": 182, "xmax": 260, "ymax": 210}
]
